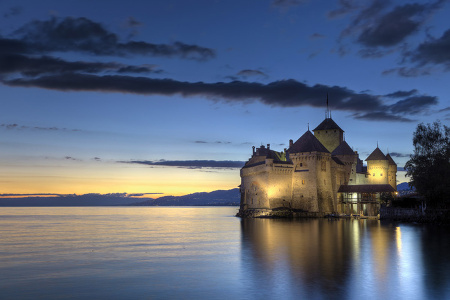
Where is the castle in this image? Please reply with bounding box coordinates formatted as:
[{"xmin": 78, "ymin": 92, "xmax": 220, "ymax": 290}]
[{"xmin": 238, "ymin": 109, "xmax": 397, "ymax": 217}]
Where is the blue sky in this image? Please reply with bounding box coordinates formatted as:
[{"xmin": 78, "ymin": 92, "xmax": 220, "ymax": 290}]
[{"xmin": 1, "ymin": 0, "xmax": 449, "ymax": 196}]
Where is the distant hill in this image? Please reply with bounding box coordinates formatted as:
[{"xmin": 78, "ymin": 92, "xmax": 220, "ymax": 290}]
[
  {"xmin": 130, "ymin": 188, "xmax": 240, "ymax": 206},
  {"xmin": 397, "ymin": 182, "xmax": 414, "ymax": 191},
  {"xmin": 0, "ymin": 189, "xmax": 240, "ymax": 207},
  {"xmin": 0, "ymin": 194, "xmax": 143, "ymax": 207}
]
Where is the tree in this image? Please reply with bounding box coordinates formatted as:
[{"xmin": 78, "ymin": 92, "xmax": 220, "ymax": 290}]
[{"xmin": 405, "ymin": 121, "xmax": 450, "ymax": 208}]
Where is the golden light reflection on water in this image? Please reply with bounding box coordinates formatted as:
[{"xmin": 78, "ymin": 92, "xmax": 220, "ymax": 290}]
[
  {"xmin": 396, "ymin": 226, "xmax": 402, "ymax": 254},
  {"xmin": 240, "ymin": 218, "xmax": 450, "ymax": 299}
]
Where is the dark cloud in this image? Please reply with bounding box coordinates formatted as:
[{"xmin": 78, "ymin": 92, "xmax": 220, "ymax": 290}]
[
  {"xmin": 357, "ymin": 3, "xmax": 430, "ymax": 48},
  {"xmin": 272, "ymin": 0, "xmax": 307, "ymax": 7},
  {"xmin": 310, "ymin": 33, "xmax": 326, "ymax": 39},
  {"xmin": 382, "ymin": 66, "xmax": 432, "ymax": 77},
  {"xmin": 127, "ymin": 193, "xmax": 163, "ymax": 197},
  {"xmin": 385, "ymin": 89, "xmax": 418, "ymax": 98},
  {"xmin": 10, "ymin": 17, "xmax": 215, "ymax": 60},
  {"xmin": 358, "ymin": 48, "xmax": 395, "ymax": 58},
  {"xmin": 120, "ymin": 160, "xmax": 245, "ymax": 169},
  {"xmin": 410, "ymin": 29, "xmax": 450, "ymax": 67},
  {"xmin": 388, "ymin": 152, "xmax": 410, "ymax": 158},
  {"xmin": 194, "ymin": 140, "xmax": 232, "ymax": 144},
  {"xmin": 341, "ymin": 0, "xmax": 444, "ymax": 55},
  {"xmin": 1, "ymin": 123, "xmax": 19, "ymax": 129},
  {"xmin": 328, "ymin": 0, "xmax": 359, "ymax": 19},
  {"xmin": 439, "ymin": 107, "xmax": 450, "ymax": 113},
  {"xmin": 353, "ymin": 112, "xmax": 414, "ymax": 122},
  {"xmin": 93, "ymin": 157, "xmax": 101, "ymax": 161},
  {"xmin": 4, "ymin": 6, "xmax": 23, "ymax": 18},
  {"xmin": 117, "ymin": 65, "xmax": 163, "ymax": 74},
  {"xmin": 2, "ymin": 74, "xmax": 439, "ymax": 122},
  {"xmin": 125, "ymin": 16, "xmax": 142, "ymax": 28},
  {"xmin": 0, "ymin": 54, "xmax": 159, "ymax": 76},
  {"xmin": 64, "ymin": 156, "xmax": 80, "ymax": 161},
  {"xmin": 389, "ymin": 96, "xmax": 438, "ymax": 115},
  {"xmin": 237, "ymin": 69, "xmax": 268, "ymax": 78},
  {"xmin": 0, "ymin": 123, "xmax": 81, "ymax": 131}
]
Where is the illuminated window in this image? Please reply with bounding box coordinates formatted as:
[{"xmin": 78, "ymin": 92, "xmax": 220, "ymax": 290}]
[{"xmin": 302, "ymin": 180, "xmax": 305, "ymax": 185}]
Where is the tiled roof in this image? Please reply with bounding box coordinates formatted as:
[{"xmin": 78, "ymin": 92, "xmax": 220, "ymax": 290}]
[
  {"xmin": 386, "ymin": 153, "xmax": 397, "ymax": 166},
  {"xmin": 365, "ymin": 147, "xmax": 387, "ymax": 161},
  {"xmin": 313, "ymin": 118, "xmax": 343, "ymax": 132},
  {"xmin": 332, "ymin": 141, "xmax": 355, "ymax": 156},
  {"xmin": 288, "ymin": 131, "xmax": 330, "ymax": 154},
  {"xmin": 338, "ymin": 184, "xmax": 395, "ymax": 193}
]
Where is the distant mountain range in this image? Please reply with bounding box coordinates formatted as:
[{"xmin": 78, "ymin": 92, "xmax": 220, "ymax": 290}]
[
  {"xmin": 0, "ymin": 189, "xmax": 240, "ymax": 207},
  {"xmin": 130, "ymin": 188, "xmax": 240, "ymax": 206},
  {"xmin": 0, "ymin": 183, "xmax": 411, "ymax": 207}
]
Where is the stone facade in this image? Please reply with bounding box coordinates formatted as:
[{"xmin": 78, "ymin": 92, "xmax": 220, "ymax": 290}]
[{"xmin": 238, "ymin": 117, "xmax": 397, "ymax": 217}]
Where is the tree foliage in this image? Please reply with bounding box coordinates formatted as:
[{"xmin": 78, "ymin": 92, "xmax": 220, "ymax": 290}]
[{"xmin": 405, "ymin": 121, "xmax": 450, "ymax": 207}]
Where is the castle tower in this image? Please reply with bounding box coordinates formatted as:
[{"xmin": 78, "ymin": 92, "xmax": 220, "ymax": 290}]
[
  {"xmin": 331, "ymin": 140, "xmax": 357, "ymax": 185},
  {"xmin": 386, "ymin": 153, "xmax": 397, "ymax": 190},
  {"xmin": 288, "ymin": 131, "xmax": 335, "ymax": 213},
  {"xmin": 313, "ymin": 118, "xmax": 344, "ymax": 153},
  {"xmin": 366, "ymin": 147, "xmax": 389, "ymax": 185}
]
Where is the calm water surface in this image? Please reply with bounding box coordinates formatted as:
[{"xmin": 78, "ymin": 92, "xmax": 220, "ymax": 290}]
[{"xmin": 0, "ymin": 207, "xmax": 449, "ymax": 299}]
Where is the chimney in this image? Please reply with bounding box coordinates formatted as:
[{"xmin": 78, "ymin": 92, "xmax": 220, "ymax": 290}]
[
  {"xmin": 267, "ymin": 144, "xmax": 270, "ymax": 150},
  {"xmin": 252, "ymin": 146, "xmax": 255, "ymax": 155},
  {"xmin": 289, "ymin": 139, "xmax": 293, "ymax": 147}
]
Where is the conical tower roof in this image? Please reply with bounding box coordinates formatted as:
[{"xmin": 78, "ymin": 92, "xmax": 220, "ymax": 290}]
[
  {"xmin": 332, "ymin": 141, "xmax": 355, "ymax": 156},
  {"xmin": 313, "ymin": 118, "xmax": 343, "ymax": 132},
  {"xmin": 366, "ymin": 147, "xmax": 387, "ymax": 161},
  {"xmin": 288, "ymin": 131, "xmax": 329, "ymax": 154},
  {"xmin": 386, "ymin": 153, "xmax": 397, "ymax": 165}
]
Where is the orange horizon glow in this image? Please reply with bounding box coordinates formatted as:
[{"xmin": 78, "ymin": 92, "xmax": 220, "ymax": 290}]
[{"xmin": 0, "ymin": 161, "xmax": 241, "ymax": 197}]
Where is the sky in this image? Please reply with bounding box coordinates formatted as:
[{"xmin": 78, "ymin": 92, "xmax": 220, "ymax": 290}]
[{"xmin": 1, "ymin": 0, "xmax": 449, "ymax": 197}]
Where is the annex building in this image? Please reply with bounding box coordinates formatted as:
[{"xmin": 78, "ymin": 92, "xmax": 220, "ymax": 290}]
[{"xmin": 239, "ymin": 112, "xmax": 397, "ymax": 217}]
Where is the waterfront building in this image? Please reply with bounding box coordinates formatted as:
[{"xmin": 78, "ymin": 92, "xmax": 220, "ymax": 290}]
[{"xmin": 239, "ymin": 109, "xmax": 397, "ymax": 217}]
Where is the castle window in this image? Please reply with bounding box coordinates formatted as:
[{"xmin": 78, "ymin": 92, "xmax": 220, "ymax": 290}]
[
  {"xmin": 334, "ymin": 130, "xmax": 336, "ymax": 132},
  {"xmin": 380, "ymin": 173, "xmax": 383, "ymax": 176},
  {"xmin": 321, "ymin": 161, "xmax": 326, "ymax": 171},
  {"xmin": 302, "ymin": 180, "xmax": 305, "ymax": 185},
  {"xmin": 300, "ymin": 163, "xmax": 303, "ymax": 167},
  {"xmin": 373, "ymin": 173, "xmax": 375, "ymax": 176}
]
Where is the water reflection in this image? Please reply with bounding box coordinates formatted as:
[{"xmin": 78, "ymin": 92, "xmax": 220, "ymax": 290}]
[{"xmin": 240, "ymin": 218, "xmax": 450, "ymax": 299}]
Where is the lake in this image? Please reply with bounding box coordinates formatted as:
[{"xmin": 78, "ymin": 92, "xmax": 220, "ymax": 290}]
[{"xmin": 0, "ymin": 207, "xmax": 449, "ymax": 299}]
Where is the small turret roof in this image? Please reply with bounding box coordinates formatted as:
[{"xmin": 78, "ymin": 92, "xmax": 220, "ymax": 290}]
[
  {"xmin": 386, "ymin": 153, "xmax": 397, "ymax": 165},
  {"xmin": 313, "ymin": 118, "xmax": 343, "ymax": 132},
  {"xmin": 288, "ymin": 131, "xmax": 330, "ymax": 154},
  {"xmin": 332, "ymin": 141, "xmax": 355, "ymax": 156},
  {"xmin": 365, "ymin": 147, "xmax": 387, "ymax": 161}
]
